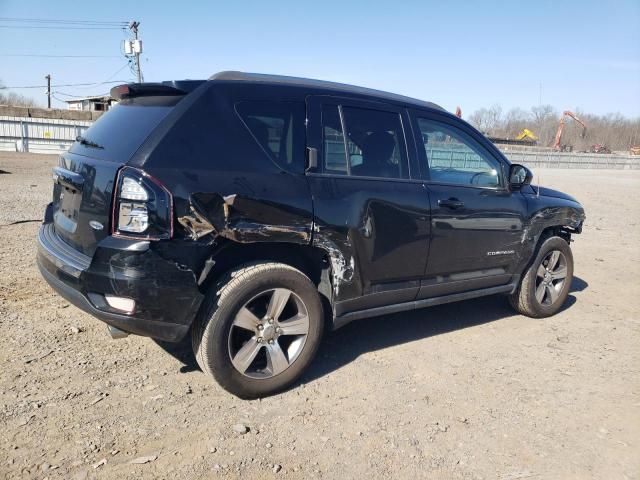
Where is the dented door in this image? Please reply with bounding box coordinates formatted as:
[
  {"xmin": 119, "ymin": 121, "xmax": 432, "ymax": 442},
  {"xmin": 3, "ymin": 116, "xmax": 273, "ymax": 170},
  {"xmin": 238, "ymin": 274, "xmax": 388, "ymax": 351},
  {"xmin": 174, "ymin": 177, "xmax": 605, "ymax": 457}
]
[{"xmin": 305, "ymin": 95, "xmax": 431, "ymax": 314}]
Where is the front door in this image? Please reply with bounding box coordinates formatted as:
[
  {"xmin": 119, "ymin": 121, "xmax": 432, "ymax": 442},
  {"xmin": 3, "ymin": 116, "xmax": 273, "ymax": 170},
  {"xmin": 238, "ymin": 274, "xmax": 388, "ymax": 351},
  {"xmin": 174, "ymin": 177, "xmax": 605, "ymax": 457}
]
[
  {"xmin": 306, "ymin": 96, "xmax": 431, "ymax": 314},
  {"xmin": 411, "ymin": 112, "xmax": 528, "ymax": 299}
]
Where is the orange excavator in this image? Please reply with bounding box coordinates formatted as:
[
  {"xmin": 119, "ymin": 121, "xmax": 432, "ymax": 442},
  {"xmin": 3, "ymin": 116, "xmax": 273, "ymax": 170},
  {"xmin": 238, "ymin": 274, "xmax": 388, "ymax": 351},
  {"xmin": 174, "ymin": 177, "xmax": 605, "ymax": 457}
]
[{"xmin": 553, "ymin": 111, "xmax": 587, "ymax": 151}]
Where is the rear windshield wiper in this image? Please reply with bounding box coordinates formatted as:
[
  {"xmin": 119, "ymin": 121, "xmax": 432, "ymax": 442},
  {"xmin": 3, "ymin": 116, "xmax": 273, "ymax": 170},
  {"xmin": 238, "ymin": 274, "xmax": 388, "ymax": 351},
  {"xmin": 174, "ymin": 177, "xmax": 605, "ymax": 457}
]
[{"xmin": 75, "ymin": 135, "xmax": 104, "ymax": 149}]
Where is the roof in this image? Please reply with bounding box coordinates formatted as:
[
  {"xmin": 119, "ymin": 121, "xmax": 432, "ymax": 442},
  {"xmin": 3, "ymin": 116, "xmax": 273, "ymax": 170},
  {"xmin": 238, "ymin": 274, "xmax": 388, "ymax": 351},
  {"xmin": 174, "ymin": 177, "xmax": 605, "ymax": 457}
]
[
  {"xmin": 209, "ymin": 71, "xmax": 443, "ymax": 111},
  {"xmin": 64, "ymin": 95, "xmax": 112, "ymax": 103}
]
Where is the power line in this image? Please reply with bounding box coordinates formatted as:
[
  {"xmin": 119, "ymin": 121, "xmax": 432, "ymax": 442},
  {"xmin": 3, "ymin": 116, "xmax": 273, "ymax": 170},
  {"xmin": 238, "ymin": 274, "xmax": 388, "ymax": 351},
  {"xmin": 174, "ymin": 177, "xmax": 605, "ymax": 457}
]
[
  {"xmin": 0, "ymin": 80, "xmax": 129, "ymax": 89},
  {"xmin": 0, "ymin": 54, "xmax": 122, "ymax": 58},
  {"xmin": 65, "ymin": 63, "xmax": 133, "ymax": 91},
  {"xmin": 52, "ymin": 91, "xmax": 111, "ymax": 98},
  {"xmin": 0, "ymin": 17, "xmax": 128, "ymax": 25},
  {"xmin": 0, "ymin": 25, "xmax": 126, "ymax": 30}
]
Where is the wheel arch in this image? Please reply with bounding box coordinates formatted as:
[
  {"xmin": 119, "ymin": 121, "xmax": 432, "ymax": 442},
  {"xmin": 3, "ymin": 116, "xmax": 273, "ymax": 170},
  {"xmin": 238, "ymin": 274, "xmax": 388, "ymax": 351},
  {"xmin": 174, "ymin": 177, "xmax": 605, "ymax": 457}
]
[{"xmin": 198, "ymin": 239, "xmax": 334, "ymax": 308}]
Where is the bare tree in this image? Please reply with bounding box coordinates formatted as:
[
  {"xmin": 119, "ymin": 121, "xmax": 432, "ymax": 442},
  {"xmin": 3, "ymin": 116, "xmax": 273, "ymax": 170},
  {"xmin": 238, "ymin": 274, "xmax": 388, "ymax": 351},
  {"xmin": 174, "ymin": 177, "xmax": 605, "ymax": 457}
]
[
  {"xmin": 0, "ymin": 80, "xmax": 39, "ymax": 107},
  {"xmin": 531, "ymin": 104, "xmax": 556, "ymax": 123},
  {"xmin": 468, "ymin": 102, "xmax": 640, "ymax": 151},
  {"xmin": 468, "ymin": 104, "xmax": 503, "ymax": 134}
]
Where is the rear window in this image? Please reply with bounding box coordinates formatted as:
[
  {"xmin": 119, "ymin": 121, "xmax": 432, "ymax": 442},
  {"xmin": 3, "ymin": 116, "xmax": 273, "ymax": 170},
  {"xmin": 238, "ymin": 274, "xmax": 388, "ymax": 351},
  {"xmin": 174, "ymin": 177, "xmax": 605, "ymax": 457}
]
[
  {"xmin": 236, "ymin": 101, "xmax": 305, "ymax": 173},
  {"xmin": 69, "ymin": 96, "xmax": 181, "ymax": 162}
]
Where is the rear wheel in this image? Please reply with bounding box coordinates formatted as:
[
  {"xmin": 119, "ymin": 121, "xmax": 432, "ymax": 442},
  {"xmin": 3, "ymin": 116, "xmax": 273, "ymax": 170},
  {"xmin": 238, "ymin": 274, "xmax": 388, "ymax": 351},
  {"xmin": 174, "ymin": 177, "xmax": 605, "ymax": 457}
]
[
  {"xmin": 509, "ymin": 236, "xmax": 573, "ymax": 318},
  {"xmin": 192, "ymin": 262, "xmax": 324, "ymax": 398}
]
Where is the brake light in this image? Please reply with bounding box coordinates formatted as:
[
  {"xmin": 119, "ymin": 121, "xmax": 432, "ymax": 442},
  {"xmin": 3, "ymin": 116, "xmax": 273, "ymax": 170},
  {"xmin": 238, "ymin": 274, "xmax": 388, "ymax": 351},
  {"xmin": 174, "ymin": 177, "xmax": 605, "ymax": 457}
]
[{"xmin": 111, "ymin": 167, "xmax": 173, "ymax": 240}]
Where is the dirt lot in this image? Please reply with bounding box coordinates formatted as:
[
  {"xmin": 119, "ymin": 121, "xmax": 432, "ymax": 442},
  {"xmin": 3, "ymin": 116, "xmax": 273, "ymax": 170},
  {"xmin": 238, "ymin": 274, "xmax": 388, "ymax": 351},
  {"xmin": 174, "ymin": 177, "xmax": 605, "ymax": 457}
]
[{"xmin": 1, "ymin": 152, "xmax": 639, "ymax": 479}]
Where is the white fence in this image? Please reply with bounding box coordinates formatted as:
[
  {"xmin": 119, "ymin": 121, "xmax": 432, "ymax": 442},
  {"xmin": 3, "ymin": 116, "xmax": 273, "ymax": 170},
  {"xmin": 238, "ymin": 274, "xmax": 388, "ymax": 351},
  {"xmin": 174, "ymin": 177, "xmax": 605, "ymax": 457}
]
[
  {"xmin": 504, "ymin": 150, "xmax": 640, "ymax": 170},
  {"xmin": 1, "ymin": 114, "xmax": 639, "ymax": 169},
  {"xmin": 0, "ymin": 116, "xmax": 92, "ymax": 155}
]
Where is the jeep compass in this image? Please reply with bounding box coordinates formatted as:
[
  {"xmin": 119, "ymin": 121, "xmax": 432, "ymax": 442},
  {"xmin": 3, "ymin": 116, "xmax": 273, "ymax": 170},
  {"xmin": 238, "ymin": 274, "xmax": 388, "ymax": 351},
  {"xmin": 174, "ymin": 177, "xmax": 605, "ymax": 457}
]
[{"xmin": 37, "ymin": 72, "xmax": 585, "ymax": 398}]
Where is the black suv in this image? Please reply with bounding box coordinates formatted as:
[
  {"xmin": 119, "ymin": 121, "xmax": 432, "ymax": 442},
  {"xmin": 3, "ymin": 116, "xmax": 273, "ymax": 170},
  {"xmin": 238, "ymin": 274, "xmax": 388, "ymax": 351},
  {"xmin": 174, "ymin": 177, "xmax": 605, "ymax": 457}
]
[{"xmin": 37, "ymin": 72, "xmax": 585, "ymax": 398}]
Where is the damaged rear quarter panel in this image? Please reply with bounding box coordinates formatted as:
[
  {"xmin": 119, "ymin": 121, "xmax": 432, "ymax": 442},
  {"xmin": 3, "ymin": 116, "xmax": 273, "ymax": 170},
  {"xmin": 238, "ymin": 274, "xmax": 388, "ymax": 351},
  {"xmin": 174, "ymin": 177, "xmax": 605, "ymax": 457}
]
[{"xmin": 132, "ymin": 83, "xmax": 316, "ymax": 282}]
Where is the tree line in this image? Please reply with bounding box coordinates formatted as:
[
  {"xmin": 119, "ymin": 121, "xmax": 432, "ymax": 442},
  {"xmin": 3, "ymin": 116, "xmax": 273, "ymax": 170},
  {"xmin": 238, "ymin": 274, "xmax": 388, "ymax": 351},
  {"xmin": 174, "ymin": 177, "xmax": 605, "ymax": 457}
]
[
  {"xmin": 468, "ymin": 104, "xmax": 640, "ymax": 152},
  {"xmin": 0, "ymin": 80, "xmax": 38, "ymax": 108},
  {"xmin": 2, "ymin": 80, "xmax": 639, "ymax": 152}
]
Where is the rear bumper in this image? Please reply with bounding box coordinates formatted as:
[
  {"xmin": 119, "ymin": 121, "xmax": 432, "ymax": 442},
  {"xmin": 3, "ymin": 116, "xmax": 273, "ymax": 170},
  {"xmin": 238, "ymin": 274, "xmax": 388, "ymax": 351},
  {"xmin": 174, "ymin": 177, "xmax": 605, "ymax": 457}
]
[{"xmin": 37, "ymin": 222, "xmax": 204, "ymax": 342}]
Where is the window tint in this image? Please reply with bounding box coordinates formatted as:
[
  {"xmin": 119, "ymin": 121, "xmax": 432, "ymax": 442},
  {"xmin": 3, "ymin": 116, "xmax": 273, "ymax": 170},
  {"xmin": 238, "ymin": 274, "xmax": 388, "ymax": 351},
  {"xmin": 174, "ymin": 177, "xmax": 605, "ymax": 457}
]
[
  {"xmin": 69, "ymin": 96, "xmax": 180, "ymax": 162},
  {"xmin": 320, "ymin": 104, "xmax": 407, "ymax": 179},
  {"xmin": 321, "ymin": 105, "xmax": 348, "ymax": 174},
  {"xmin": 417, "ymin": 118, "xmax": 502, "ymax": 187},
  {"xmin": 237, "ymin": 101, "xmax": 305, "ymax": 173},
  {"xmin": 341, "ymin": 106, "xmax": 406, "ymax": 179}
]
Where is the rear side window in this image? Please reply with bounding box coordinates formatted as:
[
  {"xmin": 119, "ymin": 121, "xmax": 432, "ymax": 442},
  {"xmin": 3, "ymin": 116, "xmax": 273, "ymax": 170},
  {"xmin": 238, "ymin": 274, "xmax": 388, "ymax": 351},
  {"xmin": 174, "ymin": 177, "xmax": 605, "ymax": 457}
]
[
  {"xmin": 320, "ymin": 104, "xmax": 408, "ymax": 179},
  {"xmin": 69, "ymin": 96, "xmax": 180, "ymax": 162},
  {"xmin": 236, "ymin": 101, "xmax": 305, "ymax": 173},
  {"xmin": 321, "ymin": 105, "xmax": 348, "ymax": 174}
]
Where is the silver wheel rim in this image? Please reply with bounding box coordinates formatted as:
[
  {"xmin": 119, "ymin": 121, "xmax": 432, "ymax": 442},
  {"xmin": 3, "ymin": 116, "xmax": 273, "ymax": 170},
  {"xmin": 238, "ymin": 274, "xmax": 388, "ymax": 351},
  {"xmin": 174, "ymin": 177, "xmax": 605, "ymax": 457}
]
[
  {"xmin": 227, "ymin": 288, "xmax": 310, "ymax": 379},
  {"xmin": 535, "ymin": 250, "xmax": 568, "ymax": 306}
]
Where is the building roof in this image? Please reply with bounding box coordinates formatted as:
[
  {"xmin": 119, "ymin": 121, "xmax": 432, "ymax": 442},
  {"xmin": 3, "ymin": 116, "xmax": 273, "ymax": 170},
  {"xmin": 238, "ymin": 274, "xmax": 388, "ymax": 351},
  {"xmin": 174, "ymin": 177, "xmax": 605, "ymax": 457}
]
[
  {"xmin": 209, "ymin": 71, "xmax": 443, "ymax": 111},
  {"xmin": 64, "ymin": 95, "xmax": 112, "ymax": 103}
]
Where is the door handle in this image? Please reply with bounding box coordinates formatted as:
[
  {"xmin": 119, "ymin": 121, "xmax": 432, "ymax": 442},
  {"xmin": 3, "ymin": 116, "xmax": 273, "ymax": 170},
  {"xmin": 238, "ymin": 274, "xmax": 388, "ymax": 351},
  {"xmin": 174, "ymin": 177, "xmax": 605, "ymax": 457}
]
[
  {"xmin": 438, "ymin": 198, "xmax": 464, "ymax": 209},
  {"xmin": 306, "ymin": 147, "xmax": 318, "ymax": 172}
]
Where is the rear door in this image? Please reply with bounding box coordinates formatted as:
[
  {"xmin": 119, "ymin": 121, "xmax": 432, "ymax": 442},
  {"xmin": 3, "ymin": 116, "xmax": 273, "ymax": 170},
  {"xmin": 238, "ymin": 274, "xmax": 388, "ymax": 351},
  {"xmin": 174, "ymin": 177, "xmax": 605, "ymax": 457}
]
[
  {"xmin": 411, "ymin": 111, "xmax": 528, "ymax": 298},
  {"xmin": 306, "ymin": 96, "xmax": 431, "ymax": 313},
  {"xmin": 52, "ymin": 95, "xmax": 181, "ymax": 256}
]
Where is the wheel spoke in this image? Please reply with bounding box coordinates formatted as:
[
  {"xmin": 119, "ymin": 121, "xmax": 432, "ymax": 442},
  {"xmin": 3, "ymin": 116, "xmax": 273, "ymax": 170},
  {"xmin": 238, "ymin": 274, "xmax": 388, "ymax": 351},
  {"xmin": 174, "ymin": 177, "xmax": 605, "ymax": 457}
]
[
  {"xmin": 535, "ymin": 282, "xmax": 546, "ymax": 303},
  {"xmin": 551, "ymin": 266, "xmax": 567, "ymax": 280},
  {"xmin": 233, "ymin": 307, "xmax": 260, "ymax": 331},
  {"xmin": 279, "ymin": 312, "xmax": 309, "ymax": 336},
  {"xmin": 266, "ymin": 288, "xmax": 291, "ymax": 321},
  {"xmin": 537, "ymin": 264, "xmax": 546, "ymax": 278},
  {"xmin": 546, "ymin": 284, "xmax": 559, "ymax": 304},
  {"xmin": 266, "ymin": 342, "xmax": 289, "ymax": 376},
  {"xmin": 231, "ymin": 338, "xmax": 262, "ymax": 373},
  {"xmin": 547, "ymin": 251, "xmax": 560, "ymax": 270}
]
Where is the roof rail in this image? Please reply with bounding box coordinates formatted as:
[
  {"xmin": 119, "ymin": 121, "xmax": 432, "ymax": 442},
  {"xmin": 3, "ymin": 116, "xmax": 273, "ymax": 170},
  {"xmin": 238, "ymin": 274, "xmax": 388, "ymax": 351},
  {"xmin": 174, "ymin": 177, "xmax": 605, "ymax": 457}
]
[{"xmin": 208, "ymin": 71, "xmax": 443, "ymax": 111}]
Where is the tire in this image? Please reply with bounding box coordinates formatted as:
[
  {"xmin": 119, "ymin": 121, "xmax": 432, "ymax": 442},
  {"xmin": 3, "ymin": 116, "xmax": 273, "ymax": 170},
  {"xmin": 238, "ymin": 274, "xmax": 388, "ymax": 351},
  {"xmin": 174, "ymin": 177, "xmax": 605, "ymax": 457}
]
[
  {"xmin": 509, "ymin": 236, "xmax": 574, "ymax": 318},
  {"xmin": 192, "ymin": 262, "xmax": 324, "ymax": 399}
]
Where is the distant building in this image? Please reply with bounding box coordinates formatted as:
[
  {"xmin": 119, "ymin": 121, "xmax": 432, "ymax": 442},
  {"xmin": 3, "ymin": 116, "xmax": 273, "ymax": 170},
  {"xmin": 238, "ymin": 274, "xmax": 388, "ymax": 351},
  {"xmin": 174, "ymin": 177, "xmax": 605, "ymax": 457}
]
[{"xmin": 65, "ymin": 95, "xmax": 115, "ymax": 112}]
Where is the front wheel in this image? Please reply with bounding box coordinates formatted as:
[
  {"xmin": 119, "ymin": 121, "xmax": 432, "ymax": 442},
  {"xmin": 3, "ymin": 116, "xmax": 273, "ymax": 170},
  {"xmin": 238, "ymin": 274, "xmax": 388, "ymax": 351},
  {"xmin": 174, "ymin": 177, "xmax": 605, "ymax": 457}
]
[
  {"xmin": 192, "ymin": 262, "xmax": 324, "ymax": 399},
  {"xmin": 509, "ymin": 236, "xmax": 574, "ymax": 318}
]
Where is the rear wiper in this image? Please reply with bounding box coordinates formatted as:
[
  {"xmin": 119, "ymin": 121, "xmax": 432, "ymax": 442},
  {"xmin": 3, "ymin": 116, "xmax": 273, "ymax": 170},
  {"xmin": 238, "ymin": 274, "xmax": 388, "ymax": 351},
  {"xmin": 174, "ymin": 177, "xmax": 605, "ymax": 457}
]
[{"xmin": 75, "ymin": 135, "xmax": 104, "ymax": 149}]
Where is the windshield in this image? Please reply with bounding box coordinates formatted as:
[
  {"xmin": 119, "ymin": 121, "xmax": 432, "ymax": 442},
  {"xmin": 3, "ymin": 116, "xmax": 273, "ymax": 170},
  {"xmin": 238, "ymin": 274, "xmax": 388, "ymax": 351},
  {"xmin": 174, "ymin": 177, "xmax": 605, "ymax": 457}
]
[{"xmin": 69, "ymin": 95, "xmax": 182, "ymax": 162}]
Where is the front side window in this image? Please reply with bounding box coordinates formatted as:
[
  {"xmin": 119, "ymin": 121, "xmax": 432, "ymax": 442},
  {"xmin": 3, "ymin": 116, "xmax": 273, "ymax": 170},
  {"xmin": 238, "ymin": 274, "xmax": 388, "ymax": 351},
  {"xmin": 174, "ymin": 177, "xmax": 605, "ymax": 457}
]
[
  {"xmin": 320, "ymin": 104, "xmax": 407, "ymax": 179},
  {"xmin": 236, "ymin": 101, "xmax": 305, "ymax": 173},
  {"xmin": 417, "ymin": 118, "xmax": 502, "ymax": 188}
]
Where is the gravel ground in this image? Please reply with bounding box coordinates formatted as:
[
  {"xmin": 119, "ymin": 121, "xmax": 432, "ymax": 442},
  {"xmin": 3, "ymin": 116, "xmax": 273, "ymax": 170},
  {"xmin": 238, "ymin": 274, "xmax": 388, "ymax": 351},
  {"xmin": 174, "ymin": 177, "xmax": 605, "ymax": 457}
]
[{"xmin": 1, "ymin": 152, "xmax": 639, "ymax": 479}]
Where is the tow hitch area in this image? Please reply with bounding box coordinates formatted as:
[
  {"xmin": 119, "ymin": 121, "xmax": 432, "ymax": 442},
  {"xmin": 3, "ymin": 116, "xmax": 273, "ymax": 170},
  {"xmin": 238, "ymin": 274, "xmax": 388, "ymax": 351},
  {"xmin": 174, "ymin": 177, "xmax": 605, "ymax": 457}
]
[{"xmin": 107, "ymin": 325, "xmax": 129, "ymax": 340}]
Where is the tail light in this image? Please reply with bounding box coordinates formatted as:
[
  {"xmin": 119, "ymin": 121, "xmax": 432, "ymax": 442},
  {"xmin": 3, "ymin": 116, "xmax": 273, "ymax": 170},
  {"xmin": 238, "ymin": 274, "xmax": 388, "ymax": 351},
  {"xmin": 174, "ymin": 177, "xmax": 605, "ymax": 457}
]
[{"xmin": 111, "ymin": 166, "xmax": 173, "ymax": 240}]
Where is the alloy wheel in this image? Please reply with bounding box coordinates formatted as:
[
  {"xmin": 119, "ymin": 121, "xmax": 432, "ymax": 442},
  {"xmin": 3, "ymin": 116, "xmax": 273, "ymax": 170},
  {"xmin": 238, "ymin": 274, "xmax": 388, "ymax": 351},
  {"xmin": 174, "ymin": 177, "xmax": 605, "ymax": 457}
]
[
  {"xmin": 535, "ymin": 250, "xmax": 568, "ymax": 306},
  {"xmin": 227, "ymin": 288, "xmax": 310, "ymax": 379}
]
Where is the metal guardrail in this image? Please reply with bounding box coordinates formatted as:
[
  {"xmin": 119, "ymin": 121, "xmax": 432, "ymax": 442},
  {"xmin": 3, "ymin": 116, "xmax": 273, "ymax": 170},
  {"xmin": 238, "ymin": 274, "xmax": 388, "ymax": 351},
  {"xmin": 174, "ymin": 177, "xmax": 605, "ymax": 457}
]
[
  {"xmin": 502, "ymin": 150, "xmax": 640, "ymax": 169},
  {"xmin": 0, "ymin": 116, "xmax": 91, "ymax": 155},
  {"xmin": 1, "ymin": 114, "xmax": 639, "ymax": 169}
]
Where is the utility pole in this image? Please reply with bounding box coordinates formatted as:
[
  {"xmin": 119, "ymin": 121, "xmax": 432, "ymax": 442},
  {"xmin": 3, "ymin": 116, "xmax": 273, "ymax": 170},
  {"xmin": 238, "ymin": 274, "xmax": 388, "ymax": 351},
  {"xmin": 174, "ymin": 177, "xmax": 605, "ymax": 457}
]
[
  {"xmin": 129, "ymin": 21, "xmax": 143, "ymax": 83},
  {"xmin": 45, "ymin": 74, "xmax": 51, "ymax": 108}
]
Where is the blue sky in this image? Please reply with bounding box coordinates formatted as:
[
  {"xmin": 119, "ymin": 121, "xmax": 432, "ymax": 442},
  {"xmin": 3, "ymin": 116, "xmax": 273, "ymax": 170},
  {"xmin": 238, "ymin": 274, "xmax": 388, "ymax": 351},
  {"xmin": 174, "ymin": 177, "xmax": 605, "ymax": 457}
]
[{"xmin": 1, "ymin": 0, "xmax": 639, "ymax": 117}]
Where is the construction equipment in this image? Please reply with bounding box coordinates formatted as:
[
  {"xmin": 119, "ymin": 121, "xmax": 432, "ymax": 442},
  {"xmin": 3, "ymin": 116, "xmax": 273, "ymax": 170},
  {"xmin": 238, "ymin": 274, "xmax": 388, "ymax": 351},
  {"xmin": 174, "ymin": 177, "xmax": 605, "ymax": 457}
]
[
  {"xmin": 488, "ymin": 128, "xmax": 537, "ymax": 147},
  {"xmin": 515, "ymin": 128, "xmax": 538, "ymax": 141},
  {"xmin": 553, "ymin": 111, "xmax": 587, "ymax": 151},
  {"xmin": 590, "ymin": 144, "xmax": 611, "ymax": 154}
]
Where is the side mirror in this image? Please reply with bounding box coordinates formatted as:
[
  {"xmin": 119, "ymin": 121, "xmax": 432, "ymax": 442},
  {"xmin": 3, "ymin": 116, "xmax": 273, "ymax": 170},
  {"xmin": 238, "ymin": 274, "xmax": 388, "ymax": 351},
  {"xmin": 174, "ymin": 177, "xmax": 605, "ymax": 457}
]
[{"xmin": 509, "ymin": 164, "xmax": 533, "ymax": 189}]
